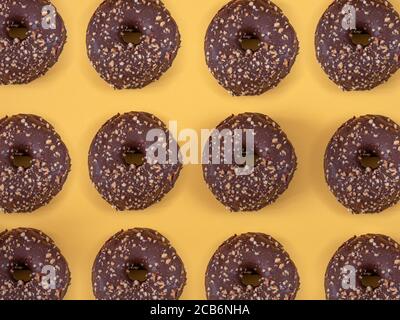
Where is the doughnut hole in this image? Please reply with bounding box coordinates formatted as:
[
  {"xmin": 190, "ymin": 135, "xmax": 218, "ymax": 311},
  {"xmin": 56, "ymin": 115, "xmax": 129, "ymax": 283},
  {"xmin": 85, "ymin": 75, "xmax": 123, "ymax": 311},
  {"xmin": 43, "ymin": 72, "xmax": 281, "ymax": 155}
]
[
  {"xmin": 10, "ymin": 264, "xmax": 32, "ymax": 283},
  {"xmin": 127, "ymin": 265, "xmax": 148, "ymax": 283},
  {"xmin": 359, "ymin": 150, "xmax": 380, "ymax": 171},
  {"xmin": 11, "ymin": 149, "xmax": 33, "ymax": 170},
  {"xmin": 239, "ymin": 33, "xmax": 261, "ymax": 52},
  {"xmin": 122, "ymin": 148, "xmax": 145, "ymax": 167},
  {"xmin": 350, "ymin": 30, "xmax": 371, "ymax": 47},
  {"xmin": 121, "ymin": 27, "xmax": 142, "ymax": 46},
  {"xmin": 7, "ymin": 22, "xmax": 28, "ymax": 41},
  {"xmin": 360, "ymin": 271, "xmax": 381, "ymax": 290},
  {"xmin": 240, "ymin": 268, "xmax": 262, "ymax": 287}
]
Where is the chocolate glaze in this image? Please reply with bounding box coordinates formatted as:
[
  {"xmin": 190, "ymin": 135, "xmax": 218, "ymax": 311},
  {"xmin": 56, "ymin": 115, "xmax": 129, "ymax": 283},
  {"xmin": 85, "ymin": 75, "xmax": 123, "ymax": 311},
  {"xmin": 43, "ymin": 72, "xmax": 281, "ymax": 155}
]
[
  {"xmin": 205, "ymin": 0, "xmax": 299, "ymax": 96},
  {"xmin": 0, "ymin": 0, "xmax": 66, "ymax": 84},
  {"xmin": 88, "ymin": 112, "xmax": 182, "ymax": 211},
  {"xmin": 0, "ymin": 114, "xmax": 71, "ymax": 213},
  {"xmin": 86, "ymin": 0, "xmax": 180, "ymax": 89},
  {"xmin": 325, "ymin": 234, "xmax": 400, "ymax": 300},
  {"xmin": 315, "ymin": 0, "xmax": 400, "ymax": 90},
  {"xmin": 202, "ymin": 113, "xmax": 297, "ymax": 212},
  {"xmin": 92, "ymin": 228, "xmax": 186, "ymax": 300},
  {"xmin": 206, "ymin": 233, "xmax": 300, "ymax": 300},
  {"xmin": 325, "ymin": 115, "xmax": 400, "ymax": 214},
  {"xmin": 0, "ymin": 228, "xmax": 70, "ymax": 300}
]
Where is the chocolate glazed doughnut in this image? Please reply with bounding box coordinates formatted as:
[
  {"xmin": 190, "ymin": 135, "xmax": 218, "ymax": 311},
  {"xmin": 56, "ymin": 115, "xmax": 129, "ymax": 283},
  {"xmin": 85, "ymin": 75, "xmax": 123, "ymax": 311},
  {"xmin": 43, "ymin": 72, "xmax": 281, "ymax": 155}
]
[
  {"xmin": 92, "ymin": 228, "xmax": 186, "ymax": 300},
  {"xmin": 206, "ymin": 233, "xmax": 300, "ymax": 300},
  {"xmin": 325, "ymin": 234, "xmax": 400, "ymax": 300},
  {"xmin": 0, "ymin": 114, "xmax": 71, "ymax": 213},
  {"xmin": 0, "ymin": 228, "xmax": 71, "ymax": 300},
  {"xmin": 324, "ymin": 115, "xmax": 400, "ymax": 214},
  {"xmin": 88, "ymin": 112, "xmax": 182, "ymax": 211},
  {"xmin": 202, "ymin": 113, "xmax": 297, "ymax": 212},
  {"xmin": 0, "ymin": 0, "xmax": 67, "ymax": 84},
  {"xmin": 86, "ymin": 0, "xmax": 180, "ymax": 89},
  {"xmin": 315, "ymin": 0, "xmax": 400, "ymax": 90},
  {"xmin": 205, "ymin": 0, "xmax": 299, "ymax": 96}
]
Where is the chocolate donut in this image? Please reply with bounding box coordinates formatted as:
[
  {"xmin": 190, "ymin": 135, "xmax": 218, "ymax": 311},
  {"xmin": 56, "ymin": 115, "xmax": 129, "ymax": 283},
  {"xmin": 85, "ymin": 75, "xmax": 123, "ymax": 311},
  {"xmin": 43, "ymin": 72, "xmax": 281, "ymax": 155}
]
[
  {"xmin": 324, "ymin": 115, "xmax": 400, "ymax": 214},
  {"xmin": 86, "ymin": 0, "xmax": 180, "ymax": 89},
  {"xmin": 206, "ymin": 233, "xmax": 300, "ymax": 300},
  {"xmin": 315, "ymin": 0, "xmax": 400, "ymax": 91},
  {"xmin": 92, "ymin": 228, "xmax": 186, "ymax": 300},
  {"xmin": 88, "ymin": 112, "xmax": 182, "ymax": 211},
  {"xmin": 0, "ymin": 228, "xmax": 70, "ymax": 300},
  {"xmin": 205, "ymin": 0, "xmax": 299, "ymax": 96},
  {"xmin": 0, "ymin": 0, "xmax": 66, "ymax": 84},
  {"xmin": 325, "ymin": 234, "xmax": 400, "ymax": 300},
  {"xmin": 0, "ymin": 114, "xmax": 71, "ymax": 213},
  {"xmin": 202, "ymin": 113, "xmax": 297, "ymax": 212}
]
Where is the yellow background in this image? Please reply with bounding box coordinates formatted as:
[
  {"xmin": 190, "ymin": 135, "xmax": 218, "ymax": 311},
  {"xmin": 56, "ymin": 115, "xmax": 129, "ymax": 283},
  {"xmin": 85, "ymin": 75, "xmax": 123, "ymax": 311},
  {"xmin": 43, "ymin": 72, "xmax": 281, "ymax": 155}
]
[{"xmin": 1, "ymin": 0, "xmax": 400, "ymax": 300}]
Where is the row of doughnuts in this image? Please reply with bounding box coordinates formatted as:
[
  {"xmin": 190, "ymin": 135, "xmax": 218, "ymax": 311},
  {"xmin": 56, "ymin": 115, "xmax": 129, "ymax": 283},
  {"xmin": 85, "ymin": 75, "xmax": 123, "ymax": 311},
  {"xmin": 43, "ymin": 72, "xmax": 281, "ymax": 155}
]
[
  {"xmin": 1, "ymin": 0, "xmax": 399, "ymax": 93},
  {"xmin": 2, "ymin": 112, "xmax": 400, "ymax": 215},
  {"xmin": 1, "ymin": 227, "xmax": 399, "ymax": 300}
]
